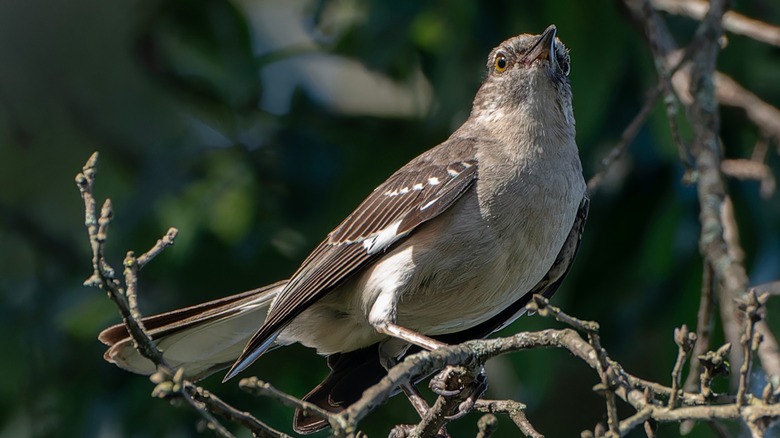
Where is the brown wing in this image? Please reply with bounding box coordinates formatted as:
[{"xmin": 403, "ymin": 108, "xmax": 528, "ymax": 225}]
[{"xmin": 224, "ymin": 138, "xmax": 480, "ymax": 380}]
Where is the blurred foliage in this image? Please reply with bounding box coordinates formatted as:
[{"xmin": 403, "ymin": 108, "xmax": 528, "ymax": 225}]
[{"xmin": 1, "ymin": 0, "xmax": 779, "ymax": 437}]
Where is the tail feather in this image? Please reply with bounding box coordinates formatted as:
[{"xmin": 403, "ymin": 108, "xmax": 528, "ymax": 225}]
[
  {"xmin": 99, "ymin": 281, "xmax": 285, "ymax": 381},
  {"xmin": 293, "ymin": 345, "xmax": 388, "ymax": 434}
]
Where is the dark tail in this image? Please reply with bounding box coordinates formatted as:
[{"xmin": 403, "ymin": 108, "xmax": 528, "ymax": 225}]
[{"xmin": 294, "ymin": 344, "xmax": 388, "ymax": 434}]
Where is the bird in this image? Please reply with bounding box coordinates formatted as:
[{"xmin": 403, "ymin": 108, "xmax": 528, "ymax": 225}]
[{"xmin": 99, "ymin": 24, "xmax": 588, "ymax": 434}]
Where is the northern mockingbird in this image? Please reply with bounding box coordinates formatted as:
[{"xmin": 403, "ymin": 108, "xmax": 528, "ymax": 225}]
[{"xmin": 100, "ymin": 25, "xmax": 588, "ymax": 433}]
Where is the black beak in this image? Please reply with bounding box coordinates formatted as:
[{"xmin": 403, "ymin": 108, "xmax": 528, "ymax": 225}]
[{"xmin": 525, "ymin": 25, "xmax": 557, "ymax": 67}]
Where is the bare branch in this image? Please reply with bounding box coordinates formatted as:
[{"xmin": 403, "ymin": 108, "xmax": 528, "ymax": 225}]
[
  {"xmin": 587, "ymin": 86, "xmax": 660, "ymax": 195},
  {"xmin": 338, "ymin": 328, "xmax": 595, "ymax": 432},
  {"xmin": 721, "ymin": 159, "xmax": 776, "ymax": 198},
  {"xmin": 618, "ymin": 407, "xmax": 652, "ymax": 436},
  {"xmin": 474, "ymin": 400, "xmax": 542, "ymax": 438},
  {"xmin": 76, "ymin": 152, "xmax": 166, "ymax": 366},
  {"xmin": 681, "ymin": 264, "xmax": 715, "ymax": 434},
  {"xmin": 529, "ymin": 295, "xmax": 599, "ymax": 333},
  {"xmin": 622, "ymin": 7, "xmax": 777, "ymax": 385},
  {"xmin": 239, "ymin": 377, "xmax": 344, "ymax": 433},
  {"xmin": 754, "ymin": 281, "xmax": 780, "ymax": 297},
  {"xmin": 756, "ymin": 320, "xmax": 780, "ymax": 381},
  {"xmin": 715, "ymin": 72, "xmax": 780, "ymax": 144},
  {"xmin": 475, "ymin": 414, "xmax": 499, "ymax": 438},
  {"xmin": 638, "ymin": 0, "xmax": 693, "ymax": 169},
  {"xmin": 670, "ymin": 325, "xmax": 697, "ymax": 408},
  {"xmin": 652, "ymin": 0, "xmax": 780, "ymax": 47},
  {"xmin": 182, "ymin": 380, "xmax": 288, "ymax": 438},
  {"xmin": 411, "ymin": 365, "xmax": 482, "ymax": 437},
  {"xmin": 735, "ymin": 290, "xmax": 769, "ymax": 406},
  {"xmin": 79, "ymin": 154, "xmax": 289, "ymax": 438}
]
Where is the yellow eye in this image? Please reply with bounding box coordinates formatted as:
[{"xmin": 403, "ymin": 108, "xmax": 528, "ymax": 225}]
[{"xmin": 494, "ymin": 54, "xmax": 508, "ymax": 73}]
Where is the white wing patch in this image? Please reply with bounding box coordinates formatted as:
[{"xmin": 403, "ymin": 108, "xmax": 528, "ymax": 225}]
[
  {"xmin": 362, "ymin": 220, "xmax": 404, "ymax": 254},
  {"xmin": 384, "ymin": 179, "xmax": 435, "ymax": 197},
  {"xmin": 420, "ymin": 196, "xmax": 442, "ymax": 211}
]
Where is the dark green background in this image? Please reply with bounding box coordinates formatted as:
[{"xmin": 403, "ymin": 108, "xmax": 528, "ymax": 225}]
[{"xmin": 2, "ymin": 0, "xmax": 779, "ymax": 436}]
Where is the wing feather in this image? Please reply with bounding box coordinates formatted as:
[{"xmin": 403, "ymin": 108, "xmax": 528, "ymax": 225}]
[{"xmin": 226, "ymin": 138, "xmax": 481, "ymax": 377}]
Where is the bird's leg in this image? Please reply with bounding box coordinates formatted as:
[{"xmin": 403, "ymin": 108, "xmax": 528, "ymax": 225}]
[
  {"xmin": 374, "ymin": 322, "xmax": 448, "ymax": 350},
  {"xmin": 379, "ymin": 339, "xmax": 431, "ymax": 418},
  {"xmin": 379, "ymin": 348, "xmax": 450, "ymax": 438},
  {"xmin": 400, "ymin": 384, "xmax": 431, "ymax": 419},
  {"xmin": 376, "ymin": 322, "xmax": 486, "ymax": 420},
  {"xmin": 379, "ymin": 345, "xmax": 431, "ymax": 418}
]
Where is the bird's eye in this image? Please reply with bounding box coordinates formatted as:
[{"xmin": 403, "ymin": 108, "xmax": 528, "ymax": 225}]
[{"xmin": 494, "ymin": 54, "xmax": 508, "ymax": 73}]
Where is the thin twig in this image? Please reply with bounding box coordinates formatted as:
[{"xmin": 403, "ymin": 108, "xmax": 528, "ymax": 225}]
[
  {"xmin": 180, "ymin": 394, "xmax": 236, "ymax": 438},
  {"xmin": 752, "ymin": 281, "xmax": 780, "ymax": 297},
  {"xmin": 736, "ymin": 290, "xmax": 767, "ymax": 407},
  {"xmin": 475, "ymin": 414, "xmax": 499, "ymax": 438},
  {"xmin": 530, "ymin": 295, "xmax": 599, "ymax": 333},
  {"xmin": 76, "ymin": 152, "xmax": 166, "ymax": 366},
  {"xmin": 715, "ymin": 71, "xmax": 780, "ymax": 142},
  {"xmin": 680, "ymin": 263, "xmax": 714, "ymax": 434},
  {"xmin": 670, "ymin": 325, "xmax": 697, "ymax": 408},
  {"xmin": 587, "ymin": 86, "xmax": 661, "ymax": 195},
  {"xmin": 182, "ymin": 380, "xmax": 288, "ymax": 438},
  {"xmin": 756, "ymin": 320, "xmax": 780, "ymax": 381},
  {"xmin": 239, "ymin": 377, "xmax": 343, "ymax": 432},
  {"xmin": 721, "ymin": 159, "xmax": 776, "ymax": 198},
  {"xmin": 640, "ymin": 0, "xmax": 694, "ymax": 170},
  {"xmin": 687, "ymin": 263, "xmax": 715, "ymax": 392},
  {"xmin": 590, "ymin": 333, "xmax": 621, "ymax": 436},
  {"xmin": 79, "ymin": 153, "xmax": 286, "ymax": 438},
  {"xmin": 474, "ymin": 400, "xmax": 542, "ymax": 438},
  {"xmin": 411, "ymin": 366, "xmax": 479, "ymax": 437},
  {"xmin": 618, "ymin": 407, "xmax": 652, "ymax": 436},
  {"xmin": 123, "ymin": 228, "xmax": 178, "ymax": 324},
  {"xmin": 410, "ymin": 393, "xmax": 453, "ymax": 437},
  {"xmin": 137, "ymin": 227, "xmax": 179, "ymax": 269},
  {"xmin": 651, "ymin": 0, "xmax": 780, "ymax": 47}
]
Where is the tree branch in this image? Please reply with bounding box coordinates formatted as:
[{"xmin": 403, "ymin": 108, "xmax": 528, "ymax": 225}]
[
  {"xmin": 652, "ymin": 0, "xmax": 780, "ymax": 47},
  {"xmin": 78, "ymin": 153, "xmax": 288, "ymax": 438}
]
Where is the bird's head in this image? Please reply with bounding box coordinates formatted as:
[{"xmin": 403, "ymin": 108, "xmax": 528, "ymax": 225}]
[{"xmin": 471, "ymin": 25, "xmax": 574, "ymax": 130}]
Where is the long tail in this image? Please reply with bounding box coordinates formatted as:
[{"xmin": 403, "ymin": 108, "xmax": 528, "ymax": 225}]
[{"xmin": 98, "ymin": 281, "xmax": 286, "ymax": 381}]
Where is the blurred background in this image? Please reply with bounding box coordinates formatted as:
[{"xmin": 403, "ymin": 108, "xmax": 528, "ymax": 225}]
[{"xmin": 1, "ymin": 0, "xmax": 779, "ymax": 436}]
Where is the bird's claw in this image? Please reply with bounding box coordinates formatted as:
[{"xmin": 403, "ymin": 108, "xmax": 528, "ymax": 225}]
[
  {"xmin": 429, "ymin": 366, "xmax": 462, "ymax": 395},
  {"xmin": 429, "ymin": 365, "xmax": 488, "ymax": 419}
]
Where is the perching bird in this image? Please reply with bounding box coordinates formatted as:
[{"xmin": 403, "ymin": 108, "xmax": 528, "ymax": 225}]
[{"xmin": 99, "ymin": 24, "xmax": 588, "ymax": 434}]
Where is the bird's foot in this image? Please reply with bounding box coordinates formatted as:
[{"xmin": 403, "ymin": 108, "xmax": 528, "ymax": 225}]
[{"xmin": 429, "ymin": 365, "xmax": 488, "ymax": 420}]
